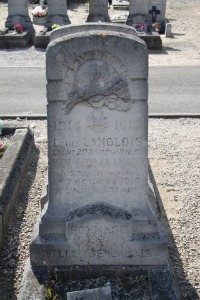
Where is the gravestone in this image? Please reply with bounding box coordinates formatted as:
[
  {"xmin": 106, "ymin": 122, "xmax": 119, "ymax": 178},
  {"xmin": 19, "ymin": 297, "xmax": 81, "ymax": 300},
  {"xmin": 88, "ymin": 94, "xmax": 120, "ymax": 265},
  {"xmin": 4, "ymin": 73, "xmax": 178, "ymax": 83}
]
[
  {"xmin": 5, "ymin": 0, "xmax": 33, "ymax": 29},
  {"xmin": 127, "ymin": 0, "xmax": 167, "ymax": 25},
  {"xmin": 30, "ymin": 24, "xmax": 167, "ymax": 270},
  {"xmin": 87, "ymin": 0, "xmax": 110, "ymax": 22},
  {"xmin": 67, "ymin": 287, "xmax": 112, "ymax": 300},
  {"xmin": 165, "ymin": 22, "xmax": 172, "ymax": 37},
  {"xmin": 44, "ymin": 0, "xmax": 70, "ymax": 28}
]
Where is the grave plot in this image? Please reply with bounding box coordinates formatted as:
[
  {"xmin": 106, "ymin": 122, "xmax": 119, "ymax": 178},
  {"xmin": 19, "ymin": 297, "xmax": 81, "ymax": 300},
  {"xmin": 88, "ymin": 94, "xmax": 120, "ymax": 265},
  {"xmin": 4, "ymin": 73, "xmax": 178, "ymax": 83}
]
[
  {"xmin": 0, "ymin": 0, "xmax": 35, "ymax": 48},
  {"xmin": 34, "ymin": 0, "xmax": 70, "ymax": 48},
  {"xmin": 17, "ymin": 23, "xmax": 179, "ymax": 300},
  {"xmin": 124, "ymin": 0, "xmax": 170, "ymax": 48}
]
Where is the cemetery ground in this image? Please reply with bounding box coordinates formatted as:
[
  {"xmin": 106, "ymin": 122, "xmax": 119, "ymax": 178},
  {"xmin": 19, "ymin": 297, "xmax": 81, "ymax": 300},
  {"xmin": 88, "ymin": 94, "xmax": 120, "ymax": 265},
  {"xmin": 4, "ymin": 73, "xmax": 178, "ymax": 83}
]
[
  {"xmin": 0, "ymin": 119, "xmax": 200, "ymax": 299},
  {"xmin": 0, "ymin": 0, "xmax": 200, "ymax": 300}
]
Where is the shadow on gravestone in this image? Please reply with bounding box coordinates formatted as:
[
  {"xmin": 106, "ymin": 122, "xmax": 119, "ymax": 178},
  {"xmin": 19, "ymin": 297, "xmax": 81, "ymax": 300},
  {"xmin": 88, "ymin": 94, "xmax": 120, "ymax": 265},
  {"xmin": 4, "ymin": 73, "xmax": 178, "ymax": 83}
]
[{"xmin": 28, "ymin": 23, "xmax": 183, "ymax": 299}]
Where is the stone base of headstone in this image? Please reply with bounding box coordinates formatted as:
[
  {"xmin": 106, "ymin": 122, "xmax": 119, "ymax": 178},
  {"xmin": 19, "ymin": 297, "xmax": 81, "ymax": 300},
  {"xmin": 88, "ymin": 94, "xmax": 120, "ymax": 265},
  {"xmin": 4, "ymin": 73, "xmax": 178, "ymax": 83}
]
[
  {"xmin": 87, "ymin": 14, "xmax": 111, "ymax": 22},
  {"xmin": 44, "ymin": 15, "xmax": 71, "ymax": 29},
  {"xmin": 34, "ymin": 27, "xmax": 50, "ymax": 48},
  {"xmin": 0, "ymin": 29, "xmax": 35, "ymax": 48},
  {"xmin": 139, "ymin": 31, "xmax": 162, "ymax": 50},
  {"xmin": 30, "ymin": 169, "xmax": 167, "ymax": 269},
  {"xmin": 5, "ymin": 15, "xmax": 33, "ymax": 30}
]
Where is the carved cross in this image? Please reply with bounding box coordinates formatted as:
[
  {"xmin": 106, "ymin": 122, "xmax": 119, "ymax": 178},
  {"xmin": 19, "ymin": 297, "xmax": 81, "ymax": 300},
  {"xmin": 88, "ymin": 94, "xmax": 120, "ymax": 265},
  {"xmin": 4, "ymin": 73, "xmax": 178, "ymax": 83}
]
[{"xmin": 149, "ymin": 6, "xmax": 160, "ymax": 23}]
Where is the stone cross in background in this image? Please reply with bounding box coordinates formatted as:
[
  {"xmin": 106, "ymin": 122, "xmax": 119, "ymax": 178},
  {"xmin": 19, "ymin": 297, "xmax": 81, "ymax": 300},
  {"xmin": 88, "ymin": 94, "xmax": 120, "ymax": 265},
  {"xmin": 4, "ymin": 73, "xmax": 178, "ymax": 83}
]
[
  {"xmin": 31, "ymin": 23, "xmax": 167, "ymax": 269},
  {"xmin": 87, "ymin": 0, "xmax": 111, "ymax": 22},
  {"xmin": 5, "ymin": 0, "xmax": 33, "ymax": 29},
  {"xmin": 44, "ymin": 0, "xmax": 70, "ymax": 28},
  {"xmin": 149, "ymin": 5, "xmax": 160, "ymax": 23}
]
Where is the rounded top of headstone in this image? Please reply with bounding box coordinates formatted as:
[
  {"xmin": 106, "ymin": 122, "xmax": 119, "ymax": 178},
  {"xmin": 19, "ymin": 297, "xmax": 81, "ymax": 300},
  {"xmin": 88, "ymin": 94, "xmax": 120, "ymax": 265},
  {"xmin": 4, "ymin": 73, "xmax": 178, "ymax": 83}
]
[
  {"xmin": 49, "ymin": 23, "xmax": 138, "ymax": 42},
  {"xmin": 46, "ymin": 27, "xmax": 148, "ymax": 113}
]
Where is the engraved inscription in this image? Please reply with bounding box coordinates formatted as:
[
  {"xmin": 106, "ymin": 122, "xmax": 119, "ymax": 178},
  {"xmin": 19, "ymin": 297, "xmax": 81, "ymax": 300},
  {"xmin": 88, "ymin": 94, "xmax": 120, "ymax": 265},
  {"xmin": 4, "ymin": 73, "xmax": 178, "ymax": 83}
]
[{"xmin": 45, "ymin": 248, "xmax": 151, "ymax": 260}]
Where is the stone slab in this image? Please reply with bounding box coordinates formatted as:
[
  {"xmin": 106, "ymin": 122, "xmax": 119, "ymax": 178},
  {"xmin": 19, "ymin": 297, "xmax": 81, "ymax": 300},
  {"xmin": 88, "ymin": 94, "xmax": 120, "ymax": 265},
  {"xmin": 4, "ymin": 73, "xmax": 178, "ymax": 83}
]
[
  {"xmin": 67, "ymin": 287, "xmax": 112, "ymax": 300},
  {"xmin": 0, "ymin": 126, "xmax": 34, "ymax": 249},
  {"xmin": 50, "ymin": 23, "xmax": 137, "ymax": 42},
  {"xmin": 0, "ymin": 29, "xmax": 35, "ymax": 48}
]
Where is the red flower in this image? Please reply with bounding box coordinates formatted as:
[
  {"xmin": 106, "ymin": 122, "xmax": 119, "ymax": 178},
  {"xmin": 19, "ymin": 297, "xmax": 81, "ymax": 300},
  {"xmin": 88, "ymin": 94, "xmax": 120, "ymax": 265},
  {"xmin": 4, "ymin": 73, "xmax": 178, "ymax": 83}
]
[
  {"xmin": 14, "ymin": 24, "xmax": 24, "ymax": 33},
  {"xmin": 0, "ymin": 141, "xmax": 5, "ymax": 151}
]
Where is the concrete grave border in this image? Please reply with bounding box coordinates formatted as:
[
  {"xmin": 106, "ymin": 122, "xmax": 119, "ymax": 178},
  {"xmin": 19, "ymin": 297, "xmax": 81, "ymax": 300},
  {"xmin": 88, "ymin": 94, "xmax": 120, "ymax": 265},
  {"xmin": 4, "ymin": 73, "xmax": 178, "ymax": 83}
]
[
  {"xmin": 18, "ymin": 168, "xmax": 180, "ymax": 300},
  {"xmin": 0, "ymin": 125, "xmax": 34, "ymax": 249},
  {"xmin": 0, "ymin": 28, "xmax": 35, "ymax": 49}
]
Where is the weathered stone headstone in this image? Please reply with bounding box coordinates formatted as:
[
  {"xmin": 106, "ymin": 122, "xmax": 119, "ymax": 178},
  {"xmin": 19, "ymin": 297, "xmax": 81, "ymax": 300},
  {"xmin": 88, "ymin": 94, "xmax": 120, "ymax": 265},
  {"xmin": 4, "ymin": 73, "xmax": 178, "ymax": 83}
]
[
  {"xmin": 44, "ymin": 0, "xmax": 70, "ymax": 28},
  {"xmin": 127, "ymin": 0, "xmax": 167, "ymax": 25},
  {"xmin": 87, "ymin": 0, "xmax": 110, "ymax": 22},
  {"xmin": 67, "ymin": 287, "xmax": 112, "ymax": 300},
  {"xmin": 165, "ymin": 22, "xmax": 172, "ymax": 37},
  {"xmin": 30, "ymin": 24, "xmax": 167, "ymax": 270},
  {"xmin": 5, "ymin": 0, "xmax": 33, "ymax": 29}
]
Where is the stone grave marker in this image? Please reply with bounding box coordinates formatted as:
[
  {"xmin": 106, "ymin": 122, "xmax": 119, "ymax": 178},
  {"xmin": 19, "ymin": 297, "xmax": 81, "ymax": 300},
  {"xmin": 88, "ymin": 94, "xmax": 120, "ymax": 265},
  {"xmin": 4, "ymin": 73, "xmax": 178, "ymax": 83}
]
[
  {"xmin": 87, "ymin": 0, "xmax": 110, "ymax": 22},
  {"xmin": 5, "ymin": 0, "xmax": 33, "ymax": 29},
  {"xmin": 30, "ymin": 23, "xmax": 167, "ymax": 270},
  {"xmin": 67, "ymin": 286, "xmax": 112, "ymax": 300},
  {"xmin": 44, "ymin": 0, "xmax": 70, "ymax": 28}
]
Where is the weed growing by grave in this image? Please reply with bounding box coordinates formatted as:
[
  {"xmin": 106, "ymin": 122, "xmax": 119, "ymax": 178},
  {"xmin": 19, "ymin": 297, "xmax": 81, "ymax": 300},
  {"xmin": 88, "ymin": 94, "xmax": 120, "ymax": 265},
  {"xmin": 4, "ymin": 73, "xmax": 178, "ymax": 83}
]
[{"xmin": 0, "ymin": 140, "xmax": 8, "ymax": 157}]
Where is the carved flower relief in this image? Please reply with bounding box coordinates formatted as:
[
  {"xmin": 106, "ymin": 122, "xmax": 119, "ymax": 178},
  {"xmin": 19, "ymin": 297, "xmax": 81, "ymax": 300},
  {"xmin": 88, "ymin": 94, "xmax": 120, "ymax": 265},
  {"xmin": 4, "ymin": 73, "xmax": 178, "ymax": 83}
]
[{"xmin": 65, "ymin": 59, "xmax": 131, "ymax": 113}]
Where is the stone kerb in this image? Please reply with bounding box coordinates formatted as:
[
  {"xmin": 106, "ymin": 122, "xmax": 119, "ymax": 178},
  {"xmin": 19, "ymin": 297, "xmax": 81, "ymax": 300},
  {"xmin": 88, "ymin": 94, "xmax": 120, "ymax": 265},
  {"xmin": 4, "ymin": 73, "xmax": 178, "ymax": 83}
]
[
  {"xmin": 49, "ymin": 23, "xmax": 138, "ymax": 42},
  {"xmin": 5, "ymin": 0, "xmax": 33, "ymax": 29},
  {"xmin": 30, "ymin": 25, "xmax": 167, "ymax": 268}
]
